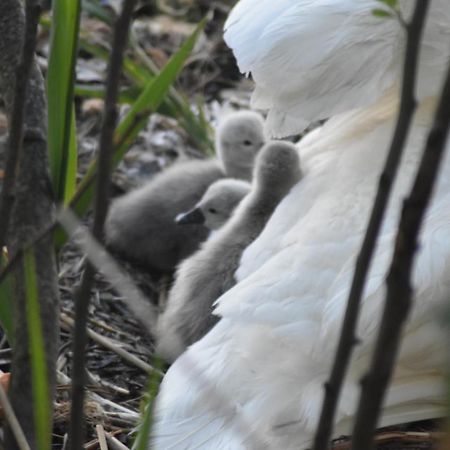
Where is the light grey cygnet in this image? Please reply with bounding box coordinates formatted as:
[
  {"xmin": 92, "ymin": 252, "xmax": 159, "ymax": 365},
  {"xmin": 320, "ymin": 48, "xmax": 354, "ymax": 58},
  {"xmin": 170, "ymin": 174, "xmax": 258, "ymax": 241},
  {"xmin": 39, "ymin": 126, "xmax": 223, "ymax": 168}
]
[
  {"xmin": 156, "ymin": 141, "xmax": 302, "ymax": 362},
  {"xmin": 104, "ymin": 111, "xmax": 265, "ymax": 272},
  {"xmin": 176, "ymin": 178, "xmax": 251, "ymax": 231}
]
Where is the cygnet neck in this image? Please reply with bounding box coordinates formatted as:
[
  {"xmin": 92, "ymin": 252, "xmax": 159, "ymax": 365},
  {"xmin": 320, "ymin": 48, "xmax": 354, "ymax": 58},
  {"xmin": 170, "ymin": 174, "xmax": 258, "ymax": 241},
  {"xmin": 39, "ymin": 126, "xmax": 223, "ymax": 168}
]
[{"xmin": 221, "ymin": 157, "xmax": 253, "ymax": 181}]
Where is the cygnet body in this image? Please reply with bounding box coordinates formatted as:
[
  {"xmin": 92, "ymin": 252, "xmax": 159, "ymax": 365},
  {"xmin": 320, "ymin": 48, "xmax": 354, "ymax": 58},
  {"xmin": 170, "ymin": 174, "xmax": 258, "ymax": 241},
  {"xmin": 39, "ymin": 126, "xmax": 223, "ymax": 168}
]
[
  {"xmin": 105, "ymin": 111, "xmax": 265, "ymax": 272},
  {"xmin": 176, "ymin": 178, "xmax": 251, "ymax": 230},
  {"xmin": 156, "ymin": 141, "xmax": 302, "ymax": 362}
]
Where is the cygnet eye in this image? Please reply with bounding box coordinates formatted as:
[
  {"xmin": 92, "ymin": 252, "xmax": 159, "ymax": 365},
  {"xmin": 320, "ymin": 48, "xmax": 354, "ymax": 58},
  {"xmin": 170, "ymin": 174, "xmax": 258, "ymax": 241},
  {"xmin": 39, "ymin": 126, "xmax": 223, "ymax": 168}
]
[
  {"xmin": 243, "ymin": 140, "xmax": 253, "ymax": 146},
  {"xmin": 208, "ymin": 208, "xmax": 217, "ymax": 214}
]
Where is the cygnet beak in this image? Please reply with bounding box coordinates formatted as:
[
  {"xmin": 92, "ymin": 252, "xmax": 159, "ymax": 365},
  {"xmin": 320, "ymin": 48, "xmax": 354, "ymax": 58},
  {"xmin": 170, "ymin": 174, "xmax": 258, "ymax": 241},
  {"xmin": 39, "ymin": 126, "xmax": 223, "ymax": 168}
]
[{"xmin": 175, "ymin": 207, "xmax": 205, "ymax": 225}]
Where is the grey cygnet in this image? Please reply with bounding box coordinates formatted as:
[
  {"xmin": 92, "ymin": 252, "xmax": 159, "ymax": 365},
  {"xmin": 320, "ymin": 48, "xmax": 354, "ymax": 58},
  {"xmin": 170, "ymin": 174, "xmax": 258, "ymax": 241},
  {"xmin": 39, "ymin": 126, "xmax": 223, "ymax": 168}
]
[
  {"xmin": 156, "ymin": 141, "xmax": 302, "ymax": 362},
  {"xmin": 104, "ymin": 111, "xmax": 265, "ymax": 272},
  {"xmin": 176, "ymin": 178, "xmax": 251, "ymax": 231}
]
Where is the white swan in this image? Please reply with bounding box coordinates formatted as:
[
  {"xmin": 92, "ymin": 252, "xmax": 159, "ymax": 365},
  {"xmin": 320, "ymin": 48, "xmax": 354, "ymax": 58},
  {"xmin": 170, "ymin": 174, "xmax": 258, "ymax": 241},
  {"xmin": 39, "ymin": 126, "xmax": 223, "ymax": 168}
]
[{"xmin": 150, "ymin": 1, "xmax": 450, "ymax": 449}]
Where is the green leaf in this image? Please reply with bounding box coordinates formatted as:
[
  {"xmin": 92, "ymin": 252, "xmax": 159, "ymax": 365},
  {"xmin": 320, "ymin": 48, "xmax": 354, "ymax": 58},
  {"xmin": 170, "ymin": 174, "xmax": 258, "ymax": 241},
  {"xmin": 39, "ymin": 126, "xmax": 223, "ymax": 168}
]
[
  {"xmin": 132, "ymin": 358, "xmax": 164, "ymax": 450},
  {"xmin": 372, "ymin": 8, "xmax": 394, "ymax": 18},
  {"xmin": 64, "ymin": 105, "xmax": 78, "ymax": 203},
  {"xmin": 78, "ymin": 24, "xmax": 213, "ymax": 154},
  {"xmin": 78, "ymin": 38, "xmax": 152, "ymax": 86},
  {"xmin": 74, "ymin": 83, "xmax": 141, "ymax": 103},
  {"xmin": 24, "ymin": 248, "xmax": 51, "ymax": 450},
  {"xmin": 377, "ymin": 0, "xmax": 398, "ymax": 8},
  {"xmin": 47, "ymin": 0, "xmax": 81, "ymax": 203},
  {"xmin": 69, "ymin": 17, "xmax": 208, "ymax": 219},
  {"xmin": 0, "ymin": 253, "xmax": 14, "ymax": 346},
  {"xmin": 82, "ymin": 0, "xmax": 114, "ymax": 25}
]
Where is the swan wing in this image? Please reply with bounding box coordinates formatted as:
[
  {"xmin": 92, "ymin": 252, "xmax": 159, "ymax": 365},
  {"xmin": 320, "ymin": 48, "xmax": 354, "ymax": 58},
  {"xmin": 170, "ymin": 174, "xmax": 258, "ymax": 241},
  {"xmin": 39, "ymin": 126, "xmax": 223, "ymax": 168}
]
[
  {"xmin": 224, "ymin": 0, "xmax": 400, "ymax": 136},
  {"xmin": 150, "ymin": 323, "xmax": 273, "ymax": 450},
  {"xmin": 224, "ymin": 0, "xmax": 450, "ymax": 137}
]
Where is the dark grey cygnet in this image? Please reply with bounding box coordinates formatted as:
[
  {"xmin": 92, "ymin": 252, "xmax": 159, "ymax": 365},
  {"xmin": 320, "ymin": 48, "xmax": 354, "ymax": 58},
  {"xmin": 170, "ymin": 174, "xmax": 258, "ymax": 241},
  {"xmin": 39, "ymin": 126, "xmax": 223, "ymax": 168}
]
[
  {"xmin": 104, "ymin": 111, "xmax": 265, "ymax": 272},
  {"xmin": 156, "ymin": 141, "xmax": 302, "ymax": 362},
  {"xmin": 176, "ymin": 178, "xmax": 251, "ymax": 231}
]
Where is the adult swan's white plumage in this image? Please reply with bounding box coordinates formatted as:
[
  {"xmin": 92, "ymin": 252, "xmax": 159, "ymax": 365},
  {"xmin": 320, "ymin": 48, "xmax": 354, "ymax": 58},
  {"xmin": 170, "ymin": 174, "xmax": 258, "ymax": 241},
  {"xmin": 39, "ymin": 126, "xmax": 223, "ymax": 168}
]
[
  {"xmin": 224, "ymin": 0, "xmax": 450, "ymax": 138},
  {"xmin": 150, "ymin": 1, "xmax": 450, "ymax": 449}
]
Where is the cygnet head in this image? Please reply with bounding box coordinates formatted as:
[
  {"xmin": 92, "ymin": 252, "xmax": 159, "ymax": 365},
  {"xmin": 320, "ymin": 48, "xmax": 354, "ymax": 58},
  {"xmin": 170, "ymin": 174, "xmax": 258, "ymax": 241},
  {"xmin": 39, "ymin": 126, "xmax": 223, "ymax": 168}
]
[
  {"xmin": 176, "ymin": 179, "xmax": 251, "ymax": 230},
  {"xmin": 253, "ymin": 141, "xmax": 301, "ymax": 198},
  {"xmin": 216, "ymin": 111, "xmax": 266, "ymax": 180}
]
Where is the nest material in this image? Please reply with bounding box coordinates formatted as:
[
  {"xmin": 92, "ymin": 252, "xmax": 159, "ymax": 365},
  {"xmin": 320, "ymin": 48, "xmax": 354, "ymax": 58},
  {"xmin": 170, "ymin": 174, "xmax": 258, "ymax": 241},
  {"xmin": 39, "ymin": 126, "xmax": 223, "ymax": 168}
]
[{"xmin": 332, "ymin": 431, "xmax": 444, "ymax": 450}]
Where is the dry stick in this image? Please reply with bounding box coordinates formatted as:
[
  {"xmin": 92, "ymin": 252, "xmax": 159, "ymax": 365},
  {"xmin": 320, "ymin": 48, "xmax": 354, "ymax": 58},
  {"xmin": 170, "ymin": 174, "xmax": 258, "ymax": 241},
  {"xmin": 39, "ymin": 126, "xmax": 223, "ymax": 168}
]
[
  {"xmin": 96, "ymin": 425, "xmax": 109, "ymax": 450},
  {"xmin": 105, "ymin": 434, "xmax": 130, "ymax": 450},
  {"xmin": 333, "ymin": 431, "xmax": 441, "ymax": 450},
  {"xmin": 57, "ymin": 370, "xmax": 140, "ymax": 421},
  {"xmin": 0, "ymin": 382, "xmax": 30, "ymax": 450},
  {"xmin": 69, "ymin": 1, "xmax": 137, "ymax": 449},
  {"xmin": 312, "ymin": 3, "xmax": 430, "ymax": 449},
  {"xmin": 0, "ymin": 220, "xmax": 55, "ymax": 283},
  {"xmin": 0, "ymin": 0, "xmax": 41, "ymax": 257},
  {"xmin": 350, "ymin": 57, "xmax": 450, "ymax": 450},
  {"xmin": 61, "ymin": 313, "xmax": 161, "ymax": 375}
]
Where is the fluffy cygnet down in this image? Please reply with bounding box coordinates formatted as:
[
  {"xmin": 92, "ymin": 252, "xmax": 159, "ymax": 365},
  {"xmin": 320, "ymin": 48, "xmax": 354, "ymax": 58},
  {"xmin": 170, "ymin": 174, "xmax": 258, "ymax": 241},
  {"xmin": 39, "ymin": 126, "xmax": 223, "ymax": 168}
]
[
  {"xmin": 176, "ymin": 178, "xmax": 251, "ymax": 231},
  {"xmin": 104, "ymin": 111, "xmax": 265, "ymax": 272},
  {"xmin": 156, "ymin": 141, "xmax": 302, "ymax": 362}
]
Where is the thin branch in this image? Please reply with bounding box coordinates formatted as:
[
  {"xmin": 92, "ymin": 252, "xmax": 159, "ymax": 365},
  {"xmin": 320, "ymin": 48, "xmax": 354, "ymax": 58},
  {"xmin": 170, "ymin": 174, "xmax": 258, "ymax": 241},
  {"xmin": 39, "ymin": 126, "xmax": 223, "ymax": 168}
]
[
  {"xmin": 95, "ymin": 425, "xmax": 108, "ymax": 450},
  {"xmin": 0, "ymin": 221, "xmax": 55, "ymax": 284},
  {"xmin": 0, "ymin": 382, "xmax": 30, "ymax": 450},
  {"xmin": 312, "ymin": 3, "xmax": 430, "ymax": 449},
  {"xmin": 61, "ymin": 313, "xmax": 161, "ymax": 375},
  {"xmin": 105, "ymin": 434, "xmax": 130, "ymax": 450},
  {"xmin": 68, "ymin": 1, "xmax": 137, "ymax": 448},
  {"xmin": 351, "ymin": 55, "xmax": 450, "ymax": 450},
  {"xmin": 332, "ymin": 431, "xmax": 441, "ymax": 450},
  {"xmin": 57, "ymin": 371, "xmax": 140, "ymax": 420},
  {"xmin": 0, "ymin": 0, "xmax": 41, "ymax": 258}
]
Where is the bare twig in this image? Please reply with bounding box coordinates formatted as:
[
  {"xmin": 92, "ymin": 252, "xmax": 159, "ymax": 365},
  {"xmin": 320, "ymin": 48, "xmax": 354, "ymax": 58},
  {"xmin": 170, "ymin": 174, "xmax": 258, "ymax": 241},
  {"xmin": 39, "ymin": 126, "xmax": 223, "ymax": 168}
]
[
  {"xmin": 0, "ymin": 381, "xmax": 30, "ymax": 450},
  {"xmin": 332, "ymin": 431, "xmax": 442, "ymax": 450},
  {"xmin": 350, "ymin": 55, "xmax": 450, "ymax": 450},
  {"xmin": 312, "ymin": 3, "xmax": 430, "ymax": 449},
  {"xmin": 0, "ymin": 0, "xmax": 41, "ymax": 254},
  {"xmin": 105, "ymin": 434, "xmax": 130, "ymax": 450},
  {"xmin": 61, "ymin": 313, "xmax": 162, "ymax": 375},
  {"xmin": 57, "ymin": 370, "xmax": 140, "ymax": 421},
  {"xmin": 0, "ymin": 220, "xmax": 55, "ymax": 283},
  {"xmin": 69, "ymin": 2, "xmax": 137, "ymax": 448},
  {"xmin": 96, "ymin": 425, "xmax": 109, "ymax": 450}
]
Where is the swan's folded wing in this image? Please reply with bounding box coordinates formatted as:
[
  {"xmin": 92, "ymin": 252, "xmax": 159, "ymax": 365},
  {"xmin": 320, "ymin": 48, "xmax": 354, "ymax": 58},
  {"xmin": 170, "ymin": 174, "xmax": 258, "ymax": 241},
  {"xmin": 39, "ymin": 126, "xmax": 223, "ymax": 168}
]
[
  {"xmin": 320, "ymin": 197, "xmax": 450, "ymax": 356},
  {"xmin": 224, "ymin": 0, "xmax": 399, "ymax": 136},
  {"xmin": 151, "ymin": 325, "xmax": 272, "ymax": 450}
]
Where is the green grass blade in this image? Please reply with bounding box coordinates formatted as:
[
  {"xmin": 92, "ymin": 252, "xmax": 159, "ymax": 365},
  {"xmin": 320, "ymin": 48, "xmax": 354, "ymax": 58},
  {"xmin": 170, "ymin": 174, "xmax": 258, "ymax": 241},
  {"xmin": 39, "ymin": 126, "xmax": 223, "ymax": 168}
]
[
  {"xmin": 47, "ymin": 0, "xmax": 81, "ymax": 203},
  {"xmin": 128, "ymin": 28, "xmax": 214, "ymax": 153},
  {"xmin": 132, "ymin": 358, "xmax": 164, "ymax": 450},
  {"xmin": 64, "ymin": 105, "xmax": 78, "ymax": 202},
  {"xmin": 70, "ymin": 17, "xmax": 207, "ymax": 218},
  {"xmin": 114, "ymin": 17, "xmax": 208, "ymax": 159},
  {"xmin": 0, "ymin": 253, "xmax": 14, "ymax": 346},
  {"xmin": 80, "ymin": 21, "xmax": 213, "ymax": 153},
  {"xmin": 78, "ymin": 38, "xmax": 152, "ymax": 86},
  {"xmin": 82, "ymin": 0, "xmax": 114, "ymax": 25},
  {"xmin": 74, "ymin": 83, "xmax": 141, "ymax": 103},
  {"xmin": 24, "ymin": 248, "xmax": 51, "ymax": 450}
]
